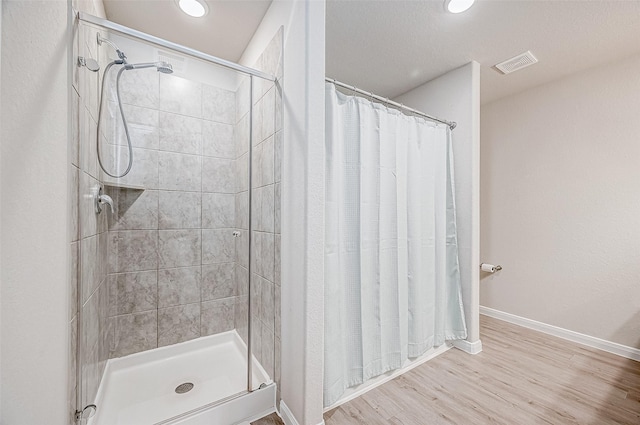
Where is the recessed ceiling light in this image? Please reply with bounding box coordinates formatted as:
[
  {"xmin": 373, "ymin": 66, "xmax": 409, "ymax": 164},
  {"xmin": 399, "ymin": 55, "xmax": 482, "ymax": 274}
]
[
  {"xmin": 177, "ymin": 0, "xmax": 208, "ymax": 18},
  {"xmin": 444, "ymin": 0, "xmax": 476, "ymax": 14}
]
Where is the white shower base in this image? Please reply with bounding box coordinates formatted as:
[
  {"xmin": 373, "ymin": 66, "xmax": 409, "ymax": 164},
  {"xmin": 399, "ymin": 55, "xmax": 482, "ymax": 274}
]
[{"xmin": 88, "ymin": 330, "xmax": 275, "ymax": 425}]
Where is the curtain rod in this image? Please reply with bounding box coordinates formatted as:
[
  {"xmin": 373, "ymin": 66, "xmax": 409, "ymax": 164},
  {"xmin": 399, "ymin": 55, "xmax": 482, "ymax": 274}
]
[
  {"xmin": 325, "ymin": 77, "xmax": 457, "ymax": 130},
  {"xmin": 77, "ymin": 12, "xmax": 276, "ymax": 82}
]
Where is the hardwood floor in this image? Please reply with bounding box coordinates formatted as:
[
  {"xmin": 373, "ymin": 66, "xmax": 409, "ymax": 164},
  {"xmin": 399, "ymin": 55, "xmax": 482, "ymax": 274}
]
[{"xmin": 253, "ymin": 315, "xmax": 640, "ymax": 424}]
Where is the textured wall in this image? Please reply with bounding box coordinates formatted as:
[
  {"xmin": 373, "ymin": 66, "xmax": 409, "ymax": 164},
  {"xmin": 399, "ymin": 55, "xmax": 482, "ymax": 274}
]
[
  {"xmin": 480, "ymin": 53, "xmax": 640, "ymax": 349},
  {"xmin": 1, "ymin": 1, "xmax": 70, "ymax": 424}
]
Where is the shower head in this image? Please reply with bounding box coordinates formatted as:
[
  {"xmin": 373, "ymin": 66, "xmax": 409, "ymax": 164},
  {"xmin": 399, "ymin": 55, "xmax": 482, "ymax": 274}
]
[{"xmin": 124, "ymin": 61, "xmax": 173, "ymax": 74}]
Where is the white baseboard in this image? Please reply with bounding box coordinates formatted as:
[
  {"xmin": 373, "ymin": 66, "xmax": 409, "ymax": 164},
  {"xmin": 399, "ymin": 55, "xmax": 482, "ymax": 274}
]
[
  {"xmin": 480, "ymin": 306, "xmax": 640, "ymax": 362},
  {"xmin": 280, "ymin": 401, "xmax": 326, "ymax": 425},
  {"xmin": 323, "ymin": 343, "xmax": 452, "ymax": 413},
  {"xmin": 453, "ymin": 338, "xmax": 483, "ymax": 354},
  {"xmin": 279, "ymin": 401, "xmax": 298, "ymax": 425}
]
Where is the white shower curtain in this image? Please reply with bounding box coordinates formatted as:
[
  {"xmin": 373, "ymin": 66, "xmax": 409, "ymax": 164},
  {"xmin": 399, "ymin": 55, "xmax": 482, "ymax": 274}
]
[{"xmin": 324, "ymin": 83, "xmax": 467, "ymax": 407}]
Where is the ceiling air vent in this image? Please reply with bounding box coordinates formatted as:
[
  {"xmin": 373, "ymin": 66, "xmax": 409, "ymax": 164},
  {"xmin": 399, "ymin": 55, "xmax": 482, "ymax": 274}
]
[
  {"xmin": 494, "ymin": 51, "xmax": 538, "ymax": 75},
  {"xmin": 157, "ymin": 50, "xmax": 187, "ymax": 75}
]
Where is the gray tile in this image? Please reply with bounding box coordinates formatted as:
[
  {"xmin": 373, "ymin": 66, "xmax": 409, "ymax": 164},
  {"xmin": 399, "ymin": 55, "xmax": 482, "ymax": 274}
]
[
  {"xmin": 81, "ymin": 235, "xmax": 99, "ymax": 303},
  {"xmin": 251, "ymin": 98, "xmax": 263, "ymax": 146},
  {"xmin": 253, "ymin": 232, "xmax": 275, "ymax": 282},
  {"xmin": 202, "ymin": 193, "xmax": 234, "ymax": 228},
  {"xmin": 261, "ymin": 278, "xmax": 275, "ymax": 330},
  {"xmin": 253, "ymin": 185, "xmax": 274, "ymax": 233},
  {"xmin": 262, "ymin": 86, "xmax": 275, "ymax": 139},
  {"xmin": 158, "ymin": 191, "xmax": 201, "ymax": 229},
  {"xmin": 235, "ymin": 113, "xmax": 250, "ymax": 158},
  {"xmin": 70, "ymin": 242, "xmax": 78, "ymax": 320},
  {"xmin": 235, "ymin": 154, "xmax": 249, "ymax": 193},
  {"xmin": 80, "ymin": 102, "xmax": 98, "ymax": 179},
  {"xmin": 120, "ymin": 68, "xmax": 159, "ymax": 109},
  {"xmin": 158, "ymin": 151, "xmax": 201, "ymax": 192},
  {"xmin": 261, "ymin": 323, "xmax": 275, "ymax": 379},
  {"xmin": 81, "ymin": 338, "xmax": 99, "ymax": 408},
  {"xmin": 108, "ymin": 271, "xmax": 157, "ymax": 315},
  {"xmin": 202, "ymin": 84, "xmax": 235, "ymax": 124},
  {"xmin": 251, "ymin": 317, "xmax": 262, "ymax": 365},
  {"xmin": 71, "ymin": 90, "xmax": 80, "ymax": 166},
  {"xmin": 102, "ymin": 147, "xmax": 159, "ymax": 190},
  {"xmin": 202, "ymin": 229, "xmax": 235, "ymax": 264},
  {"xmin": 235, "ymin": 229, "xmax": 249, "ymax": 268},
  {"xmin": 274, "ymin": 234, "xmax": 281, "ymax": 286},
  {"xmin": 235, "ymin": 78, "xmax": 250, "ymax": 123},
  {"xmin": 275, "ymin": 335, "xmax": 281, "ymax": 401},
  {"xmin": 235, "ymin": 296, "xmax": 248, "ymax": 345},
  {"xmin": 274, "ymin": 182, "xmax": 281, "ymax": 234},
  {"xmin": 108, "ymin": 189, "xmax": 158, "ymax": 230},
  {"xmin": 112, "ymin": 310, "xmax": 157, "ymax": 358},
  {"xmin": 79, "ymin": 171, "xmax": 99, "ymax": 239},
  {"xmin": 262, "ymin": 29, "xmax": 283, "ymax": 78},
  {"xmin": 202, "ymin": 263, "xmax": 235, "ymax": 301},
  {"xmin": 159, "ymin": 111, "xmax": 202, "ymax": 155},
  {"xmin": 202, "ymin": 157, "xmax": 235, "ymax": 193},
  {"xmin": 158, "ymin": 229, "xmax": 201, "ymax": 268},
  {"xmin": 236, "ymin": 264, "xmax": 249, "ymax": 296},
  {"xmin": 69, "ymin": 317, "xmax": 78, "ymax": 420},
  {"xmin": 251, "ymin": 273, "xmax": 263, "ymax": 325},
  {"xmin": 275, "ymin": 83, "xmax": 283, "ymax": 133},
  {"xmin": 158, "ymin": 303, "xmax": 200, "ymax": 346},
  {"xmin": 203, "ymin": 121, "xmax": 234, "ymax": 158},
  {"xmin": 274, "ymin": 130, "xmax": 282, "ymax": 183},
  {"xmin": 108, "ymin": 230, "xmax": 158, "ymax": 273},
  {"xmin": 159, "ymin": 74, "xmax": 202, "ymax": 118},
  {"xmin": 97, "ymin": 231, "xmax": 109, "ymax": 285},
  {"xmin": 254, "ymin": 135, "xmax": 274, "ymax": 188},
  {"xmin": 83, "ymin": 287, "xmax": 101, "ymax": 351},
  {"xmin": 158, "ymin": 266, "xmax": 201, "ymax": 308},
  {"xmin": 201, "ymin": 298, "xmax": 235, "ymax": 336},
  {"xmin": 70, "ymin": 166, "xmax": 79, "ymax": 242},
  {"xmin": 275, "ymin": 284, "xmax": 281, "ymax": 340},
  {"xmin": 235, "ymin": 191, "xmax": 249, "ymax": 229},
  {"xmin": 109, "ymin": 103, "xmax": 159, "ymax": 150}
]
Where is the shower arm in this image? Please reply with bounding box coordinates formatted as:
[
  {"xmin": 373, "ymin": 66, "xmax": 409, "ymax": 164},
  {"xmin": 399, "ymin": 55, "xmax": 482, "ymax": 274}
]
[{"xmin": 97, "ymin": 32, "xmax": 127, "ymax": 63}]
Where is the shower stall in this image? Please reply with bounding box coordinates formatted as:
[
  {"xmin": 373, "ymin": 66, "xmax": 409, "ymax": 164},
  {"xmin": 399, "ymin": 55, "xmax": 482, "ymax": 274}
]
[{"xmin": 70, "ymin": 12, "xmax": 283, "ymax": 425}]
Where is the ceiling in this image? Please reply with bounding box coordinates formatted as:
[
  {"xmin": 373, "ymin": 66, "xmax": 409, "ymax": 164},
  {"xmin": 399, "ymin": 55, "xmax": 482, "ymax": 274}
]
[
  {"xmin": 326, "ymin": 0, "xmax": 640, "ymax": 104},
  {"xmin": 103, "ymin": 0, "xmax": 272, "ymax": 63},
  {"xmin": 103, "ymin": 0, "xmax": 640, "ymax": 105}
]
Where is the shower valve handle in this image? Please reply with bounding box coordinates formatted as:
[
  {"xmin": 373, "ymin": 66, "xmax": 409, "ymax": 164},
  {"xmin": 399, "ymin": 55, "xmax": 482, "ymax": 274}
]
[{"xmin": 94, "ymin": 186, "xmax": 114, "ymax": 214}]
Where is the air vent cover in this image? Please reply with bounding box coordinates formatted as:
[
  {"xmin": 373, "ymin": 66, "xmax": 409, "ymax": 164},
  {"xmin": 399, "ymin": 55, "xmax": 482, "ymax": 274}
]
[
  {"xmin": 157, "ymin": 50, "xmax": 187, "ymax": 75},
  {"xmin": 494, "ymin": 51, "xmax": 538, "ymax": 74}
]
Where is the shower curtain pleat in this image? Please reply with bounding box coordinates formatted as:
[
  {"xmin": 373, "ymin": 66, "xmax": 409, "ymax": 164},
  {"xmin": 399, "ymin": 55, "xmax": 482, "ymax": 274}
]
[{"xmin": 323, "ymin": 83, "xmax": 467, "ymax": 408}]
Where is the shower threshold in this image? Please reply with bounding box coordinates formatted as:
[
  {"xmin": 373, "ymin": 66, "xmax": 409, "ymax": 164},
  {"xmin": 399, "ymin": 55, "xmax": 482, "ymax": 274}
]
[{"xmin": 88, "ymin": 330, "xmax": 275, "ymax": 425}]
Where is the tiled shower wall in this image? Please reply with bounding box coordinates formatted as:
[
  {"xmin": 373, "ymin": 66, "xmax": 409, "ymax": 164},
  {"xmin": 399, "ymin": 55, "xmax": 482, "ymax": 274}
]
[
  {"xmin": 103, "ymin": 66, "xmax": 242, "ymax": 357},
  {"xmin": 243, "ymin": 27, "xmax": 283, "ymax": 394},
  {"xmin": 70, "ymin": 19, "xmax": 112, "ymax": 424}
]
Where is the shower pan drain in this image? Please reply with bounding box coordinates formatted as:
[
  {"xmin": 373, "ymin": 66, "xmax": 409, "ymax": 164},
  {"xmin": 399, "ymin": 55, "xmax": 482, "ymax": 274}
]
[{"xmin": 175, "ymin": 383, "xmax": 194, "ymax": 394}]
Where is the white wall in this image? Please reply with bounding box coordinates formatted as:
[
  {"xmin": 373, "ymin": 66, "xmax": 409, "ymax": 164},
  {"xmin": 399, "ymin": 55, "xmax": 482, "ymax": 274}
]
[
  {"xmin": 480, "ymin": 54, "xmax": 640, "ymax": 349},
  {"xmin": 240, "ymin": 1, "xmax": 326, "ymax": 424},
  {"xmin": 395, "ymin": 62, "xmax": 481, "ymax": 344},
  {"xmin": 0, "ymin": 1, "xmax": 70, "ymax": 424},
  {"xmin": 0, "ymin": 0, "xmax": 3, "ymax": 412}
]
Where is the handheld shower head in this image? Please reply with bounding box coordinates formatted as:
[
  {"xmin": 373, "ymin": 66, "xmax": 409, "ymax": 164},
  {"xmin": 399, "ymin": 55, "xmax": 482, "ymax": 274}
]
[{"xmin": 124, "ymin": 61, "xmax": 174, "ymax": 74}]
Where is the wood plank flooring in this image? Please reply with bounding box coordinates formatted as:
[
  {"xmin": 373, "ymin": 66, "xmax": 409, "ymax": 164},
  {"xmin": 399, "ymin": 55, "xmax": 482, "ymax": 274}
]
[{"xmin": 252, "ymin": 315, "xmax": 640, "ymax": 424}]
